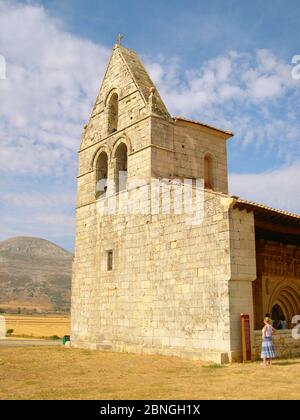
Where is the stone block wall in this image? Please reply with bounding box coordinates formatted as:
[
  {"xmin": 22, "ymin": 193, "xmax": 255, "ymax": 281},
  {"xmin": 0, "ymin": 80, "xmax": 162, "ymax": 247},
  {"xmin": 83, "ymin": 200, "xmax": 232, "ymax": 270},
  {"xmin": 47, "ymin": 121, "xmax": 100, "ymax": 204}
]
[
  {"xmin": 227, "ymin": 207, "xmax": 257, "ymax": 361},
  {"xmin": 81, "ymin": 47, "xmax": 148, "ymax": 149},
  {"xmin": 253, "ymin": 330, "xmax": 300, "ymax": 359},
  {"xmin": 72, "ymin": 189, "xmax": 258, "ymax": 363},
  {"xmin": 172, "ymin": 120, "xmax": 229, "ymax": 194},
  {"xmin": 72, "ymin": 189, "xmax": 239, "ymax": 363}
]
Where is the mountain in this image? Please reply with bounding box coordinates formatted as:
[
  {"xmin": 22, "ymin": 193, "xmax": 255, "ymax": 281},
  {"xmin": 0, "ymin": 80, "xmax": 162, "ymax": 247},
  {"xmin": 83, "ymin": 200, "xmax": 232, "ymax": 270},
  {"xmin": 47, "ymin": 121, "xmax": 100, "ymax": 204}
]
[{"xmin": 0, "ymin": 237, "xmax": 73, "ymax": 313}]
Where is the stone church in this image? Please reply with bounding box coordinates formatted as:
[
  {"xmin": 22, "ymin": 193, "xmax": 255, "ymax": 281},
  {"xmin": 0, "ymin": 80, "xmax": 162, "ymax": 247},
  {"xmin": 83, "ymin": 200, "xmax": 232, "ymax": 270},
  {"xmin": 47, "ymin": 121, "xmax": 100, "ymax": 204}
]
[{"xmin": 71, "ymin": 43, "xmax": 300, "ymax": 363}]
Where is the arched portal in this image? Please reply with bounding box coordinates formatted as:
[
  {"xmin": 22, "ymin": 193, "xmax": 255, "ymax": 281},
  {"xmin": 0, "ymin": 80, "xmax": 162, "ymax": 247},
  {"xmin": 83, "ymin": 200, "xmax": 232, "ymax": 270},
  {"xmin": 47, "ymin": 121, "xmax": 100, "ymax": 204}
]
[
  {"xmin": 268, "ymin": 284, "xmax": 300, "ymax": 326},
  {"xmin": 271, "ymin": 304, "xmax": 285, "ymax": 324}
]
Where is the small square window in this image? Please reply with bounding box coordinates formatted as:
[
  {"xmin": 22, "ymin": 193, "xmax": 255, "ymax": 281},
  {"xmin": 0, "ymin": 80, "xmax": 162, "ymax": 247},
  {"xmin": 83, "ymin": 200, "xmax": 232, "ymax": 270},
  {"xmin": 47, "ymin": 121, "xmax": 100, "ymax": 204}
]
[{"xmin": 107, "ymin": 250, "xmax": 113, "ymax": 271}]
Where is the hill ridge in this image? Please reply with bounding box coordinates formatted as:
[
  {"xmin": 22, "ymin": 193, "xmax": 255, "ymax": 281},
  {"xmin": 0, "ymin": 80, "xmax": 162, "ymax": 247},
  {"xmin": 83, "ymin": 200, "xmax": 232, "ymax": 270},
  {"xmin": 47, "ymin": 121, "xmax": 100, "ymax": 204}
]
[{"xmin": 0, "ymin": 236, "xmax": 72, "ymax": 313}]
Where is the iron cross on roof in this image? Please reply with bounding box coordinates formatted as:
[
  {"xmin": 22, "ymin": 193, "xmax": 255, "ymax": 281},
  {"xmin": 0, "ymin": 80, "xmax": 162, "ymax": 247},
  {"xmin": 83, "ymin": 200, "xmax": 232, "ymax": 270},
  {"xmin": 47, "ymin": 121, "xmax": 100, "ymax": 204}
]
[{"xmin": 117, "ymin": 34, "xmax": 124, "ymax": 45}]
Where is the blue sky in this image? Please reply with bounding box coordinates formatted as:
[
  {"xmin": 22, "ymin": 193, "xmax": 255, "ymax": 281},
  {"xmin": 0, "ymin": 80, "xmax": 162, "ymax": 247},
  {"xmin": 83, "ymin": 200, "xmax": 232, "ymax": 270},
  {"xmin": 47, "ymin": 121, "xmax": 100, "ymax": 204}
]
[
  {"xmin": 42, "ymin": 0, "xmax": 300, "ymax": 63},
  {"xmin": 0, "ymin": 0, "xmax": 299, "ymax": 251}
]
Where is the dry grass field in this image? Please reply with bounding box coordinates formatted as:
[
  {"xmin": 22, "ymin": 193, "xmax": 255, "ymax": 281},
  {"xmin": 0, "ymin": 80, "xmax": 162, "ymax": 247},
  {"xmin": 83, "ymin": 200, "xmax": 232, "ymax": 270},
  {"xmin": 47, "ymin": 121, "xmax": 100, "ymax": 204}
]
[
  {"xmin": 0, "ymin": 346, "xmax": 300, "ymax": 399},
  {"xmin": 3, "ymin": 314, "xmax": 70, "ymax": 339}
]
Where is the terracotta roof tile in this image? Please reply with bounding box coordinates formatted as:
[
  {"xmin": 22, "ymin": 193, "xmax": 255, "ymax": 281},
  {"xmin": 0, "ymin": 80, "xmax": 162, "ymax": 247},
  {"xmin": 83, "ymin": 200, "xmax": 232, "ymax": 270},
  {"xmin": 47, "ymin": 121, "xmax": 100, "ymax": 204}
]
[{"xmin": 234, "ymin": 197, "xmax": 300, "ymax": 220}]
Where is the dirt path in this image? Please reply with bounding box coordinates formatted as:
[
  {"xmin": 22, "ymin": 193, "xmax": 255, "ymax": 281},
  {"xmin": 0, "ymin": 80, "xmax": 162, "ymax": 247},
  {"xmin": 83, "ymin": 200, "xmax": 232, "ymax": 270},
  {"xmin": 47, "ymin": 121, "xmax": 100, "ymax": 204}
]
[{"xmin": 0, "ymin": 338, "xmax": 61, "ymax": 347}]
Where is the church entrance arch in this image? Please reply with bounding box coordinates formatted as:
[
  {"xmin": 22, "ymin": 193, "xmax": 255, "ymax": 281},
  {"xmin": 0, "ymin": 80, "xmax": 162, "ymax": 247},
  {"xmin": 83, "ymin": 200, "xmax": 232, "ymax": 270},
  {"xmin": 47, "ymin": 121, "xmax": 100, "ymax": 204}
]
[
  {"xmin": 271, "ymin": 304, "xmax": 285, "ymax": 324},
  {"xmin": 268, "ymin": 284, "xmax": 300, "ymax": 326}
]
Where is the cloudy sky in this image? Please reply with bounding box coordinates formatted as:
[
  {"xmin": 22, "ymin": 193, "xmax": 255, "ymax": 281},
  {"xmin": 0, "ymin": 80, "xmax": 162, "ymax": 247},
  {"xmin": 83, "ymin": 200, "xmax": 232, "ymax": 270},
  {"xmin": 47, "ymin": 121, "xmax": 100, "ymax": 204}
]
[{"xmin": 0, "ymin": 0, "xmax": 299, "ymax": 251}]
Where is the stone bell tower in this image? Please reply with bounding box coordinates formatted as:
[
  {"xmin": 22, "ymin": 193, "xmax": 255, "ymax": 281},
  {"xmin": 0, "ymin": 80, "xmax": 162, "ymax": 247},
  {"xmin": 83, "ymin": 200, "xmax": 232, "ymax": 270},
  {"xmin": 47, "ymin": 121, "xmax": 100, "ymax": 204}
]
[
  {"xmin": 77, "ymin": 42, "xmax": 172, "ymax": 200},
  {"xmin": 71, "ymin": 42, "xmax": 237, "ymax": 363}
]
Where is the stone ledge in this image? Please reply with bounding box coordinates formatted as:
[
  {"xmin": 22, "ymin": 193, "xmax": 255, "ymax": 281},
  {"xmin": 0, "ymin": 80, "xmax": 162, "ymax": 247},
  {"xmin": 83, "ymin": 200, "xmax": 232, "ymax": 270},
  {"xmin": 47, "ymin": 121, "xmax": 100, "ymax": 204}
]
[{"xmin": 71, "ymin": 340, "xmax": 230, "ymax": 364}]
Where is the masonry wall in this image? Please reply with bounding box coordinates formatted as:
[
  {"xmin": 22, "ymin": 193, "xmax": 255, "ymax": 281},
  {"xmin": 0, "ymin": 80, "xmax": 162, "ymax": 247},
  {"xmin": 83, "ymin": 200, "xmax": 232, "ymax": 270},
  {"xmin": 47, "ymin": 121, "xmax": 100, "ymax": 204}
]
[
  {"xmin": 72, "ymin": 132, "xmax": 257, "ymax": 364},
  {"xmin": 228, "ymin": 208, "xmax": 257, "ymax": 361},
  {"xmin": 253, "ymin": 330, "xmax": 300, "ymax": 359},
  {"xmin": 81, "ymin": 47, "xmax": 148, "ymax": 150},
  {"xmin": 77, "ymin": 117, "xmax": 152, "ymax": 210},
  {"xmin": 72, "ymin": 190, "xmax": 241, "ymax": 363},
  {"xmin": 173, "ymin": 121, "xmax": 229, "ymax": 194},
  {"xmin": 148, "ymin": 117, "xmax": 230, "ymax": 193}
]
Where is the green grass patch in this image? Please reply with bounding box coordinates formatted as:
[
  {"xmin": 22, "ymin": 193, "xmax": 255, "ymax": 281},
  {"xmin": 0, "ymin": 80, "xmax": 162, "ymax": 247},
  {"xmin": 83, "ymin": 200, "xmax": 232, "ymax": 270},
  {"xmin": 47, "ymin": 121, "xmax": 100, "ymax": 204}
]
[{"xmin": 202, "ymin": 363, "xmax": 227, "ymax": 371}]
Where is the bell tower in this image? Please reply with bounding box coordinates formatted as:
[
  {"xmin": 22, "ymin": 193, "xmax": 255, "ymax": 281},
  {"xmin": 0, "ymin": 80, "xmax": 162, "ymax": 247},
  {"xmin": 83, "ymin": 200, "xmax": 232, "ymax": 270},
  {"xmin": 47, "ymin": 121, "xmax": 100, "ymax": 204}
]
[{"xmin": 71, "ymin": 42, "xmax": 233, "ymax": 359}]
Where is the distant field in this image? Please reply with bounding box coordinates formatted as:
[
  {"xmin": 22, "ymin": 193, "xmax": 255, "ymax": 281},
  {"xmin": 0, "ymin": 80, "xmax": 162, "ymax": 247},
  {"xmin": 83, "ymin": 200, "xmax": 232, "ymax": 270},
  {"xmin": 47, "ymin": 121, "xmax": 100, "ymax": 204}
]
[
  {"xmin": 3, "ymin": 314, "xmax": 70, "ymax": 339},
  {"xmin": 0, "ymin": 346, "xmax": 300, "ymax": 400}
]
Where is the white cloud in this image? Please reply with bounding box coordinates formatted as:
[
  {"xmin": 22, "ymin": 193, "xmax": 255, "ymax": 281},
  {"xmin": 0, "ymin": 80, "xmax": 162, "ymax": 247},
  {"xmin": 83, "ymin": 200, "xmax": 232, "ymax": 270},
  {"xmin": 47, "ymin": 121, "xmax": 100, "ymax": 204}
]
[
  {"xmin": 1, "ymin": 2, "xmax": 299, "ymax": 177},
  {"xmin": 0, "ymin": 1, "xmax": 110, "ymax": 175},
  {"xmin": 145, "ymin": 49, "xmax": 300, "ymax": 214},
  {"xmin": 145, "ymin": 48, "xmax": 300, "ymax": 162},
  {"xmin": 0, "ymin": 2, "xmax": 299, "ymax": 249},
  {"xmin": 0, "ymin": 1, "xmax": 110, "ymax": 248},
  {"xmin": 229, "ymin": 161, "xmax": 300, "ymax": 214},
  {"xmin": 248, "ymin": 75, "xmax": 283, "ymax": 100}
]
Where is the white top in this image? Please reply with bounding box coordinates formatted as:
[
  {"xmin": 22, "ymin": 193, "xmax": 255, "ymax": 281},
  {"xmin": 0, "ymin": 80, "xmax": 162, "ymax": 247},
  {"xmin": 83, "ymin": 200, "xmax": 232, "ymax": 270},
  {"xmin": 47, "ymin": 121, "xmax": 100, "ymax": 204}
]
[{"xmin": 262, "ymin": 323, "xmax": 273, "ymax": 338}]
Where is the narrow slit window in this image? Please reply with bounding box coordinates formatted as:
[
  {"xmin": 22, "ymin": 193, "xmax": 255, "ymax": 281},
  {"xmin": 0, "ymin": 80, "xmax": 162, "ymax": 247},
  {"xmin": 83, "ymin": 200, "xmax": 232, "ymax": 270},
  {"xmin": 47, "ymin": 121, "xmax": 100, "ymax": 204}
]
[
  {"xmin": 107, "ymin": 93, "xmax": 118, "ymax": 134},
  {"xmin": 107, "ymin": 250, "xmax": 113, "ymax": 271},
  {"xmin": 204, "ymin": 154, "xmax": 213, "ymax": 190}
]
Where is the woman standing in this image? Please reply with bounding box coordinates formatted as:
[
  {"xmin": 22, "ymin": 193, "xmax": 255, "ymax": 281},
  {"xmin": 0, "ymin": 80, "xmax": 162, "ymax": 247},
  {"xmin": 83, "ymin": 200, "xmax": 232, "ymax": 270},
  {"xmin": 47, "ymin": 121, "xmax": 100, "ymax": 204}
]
[{"xmin": 261, "ymin": 317, "xmax": 276, "ymax": 366}]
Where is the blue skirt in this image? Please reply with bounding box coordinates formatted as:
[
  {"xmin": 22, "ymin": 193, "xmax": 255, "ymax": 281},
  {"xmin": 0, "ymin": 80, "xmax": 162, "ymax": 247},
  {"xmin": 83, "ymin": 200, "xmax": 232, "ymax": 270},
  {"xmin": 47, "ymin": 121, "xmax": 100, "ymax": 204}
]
[{"xmin": 261, "ymin": 337, "xmax": 276, "ymax": 359}]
